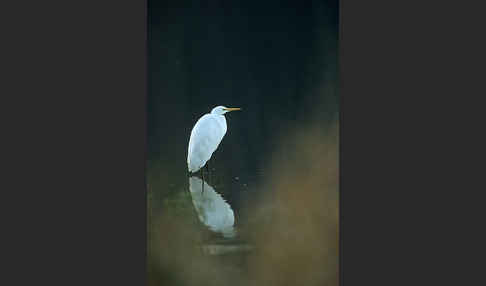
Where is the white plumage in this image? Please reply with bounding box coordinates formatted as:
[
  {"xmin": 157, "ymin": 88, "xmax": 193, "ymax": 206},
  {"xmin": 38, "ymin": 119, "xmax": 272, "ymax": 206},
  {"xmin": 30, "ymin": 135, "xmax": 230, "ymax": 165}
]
[{"xmin": 187, "ymin": 106, "xmax": 240, "ymax": 173}]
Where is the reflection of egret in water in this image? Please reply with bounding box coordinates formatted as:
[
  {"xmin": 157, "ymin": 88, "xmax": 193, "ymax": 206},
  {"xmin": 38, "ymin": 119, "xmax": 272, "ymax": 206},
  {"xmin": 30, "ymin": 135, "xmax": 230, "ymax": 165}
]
[{"xmin": 189, "ymin": 176, "xmax": 236, "ymax": 238}]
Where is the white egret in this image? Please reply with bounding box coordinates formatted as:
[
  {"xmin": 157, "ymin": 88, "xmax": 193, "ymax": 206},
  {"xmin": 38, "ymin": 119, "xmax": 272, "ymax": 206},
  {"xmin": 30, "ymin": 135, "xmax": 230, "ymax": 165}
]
[{"xmin": 187, "ymin": 106, "xmax": 241, "ymax": 185}]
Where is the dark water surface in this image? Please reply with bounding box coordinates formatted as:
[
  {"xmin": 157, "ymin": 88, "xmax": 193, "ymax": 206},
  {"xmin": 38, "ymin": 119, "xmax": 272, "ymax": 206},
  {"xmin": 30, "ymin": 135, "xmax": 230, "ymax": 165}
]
[{"xmin": 147, "ymin": 164, "xmax": 269, "ymax": 285}]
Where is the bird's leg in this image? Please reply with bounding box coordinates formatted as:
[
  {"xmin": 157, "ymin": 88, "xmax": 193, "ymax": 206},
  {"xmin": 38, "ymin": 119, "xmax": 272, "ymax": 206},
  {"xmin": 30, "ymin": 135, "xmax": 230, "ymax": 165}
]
[
  {"xmin": 201, "ymin": 167, "xmax": 205, "ymax": 194},
  {"xmin": 206, "ymin": 161, "xmax": 210, "ymax": 184}
]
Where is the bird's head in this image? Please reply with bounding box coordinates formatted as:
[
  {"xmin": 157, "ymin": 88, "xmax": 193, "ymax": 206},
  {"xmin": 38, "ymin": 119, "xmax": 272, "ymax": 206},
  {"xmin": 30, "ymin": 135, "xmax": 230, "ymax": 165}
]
[{"xmin": 211, "ymin": 106, "xmax": 241, "ymax": 115}]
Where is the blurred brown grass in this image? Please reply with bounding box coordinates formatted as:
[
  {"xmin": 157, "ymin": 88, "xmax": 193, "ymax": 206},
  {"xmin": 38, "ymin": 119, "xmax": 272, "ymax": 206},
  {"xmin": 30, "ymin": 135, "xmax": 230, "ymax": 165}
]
[
  {"xmin": 245, "ymin": 121, "xmax": 339, "ymax": 286},
  {"xmin": 148, "ymin": 120, "xmax": 339, "ymax": 286}
]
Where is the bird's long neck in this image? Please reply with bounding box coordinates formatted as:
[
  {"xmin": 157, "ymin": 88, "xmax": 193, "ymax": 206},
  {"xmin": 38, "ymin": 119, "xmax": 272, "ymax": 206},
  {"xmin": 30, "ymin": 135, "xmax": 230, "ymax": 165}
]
[{"xmin": 214, "ymin": 114, "xmax": 227, "ymax": 130}]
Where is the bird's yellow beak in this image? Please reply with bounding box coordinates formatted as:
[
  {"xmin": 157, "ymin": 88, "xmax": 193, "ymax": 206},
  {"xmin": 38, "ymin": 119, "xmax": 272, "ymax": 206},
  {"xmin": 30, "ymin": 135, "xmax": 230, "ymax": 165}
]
[{"xmin": 223, "ymin": 107, "xmax": 241, "ymax": 112}]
